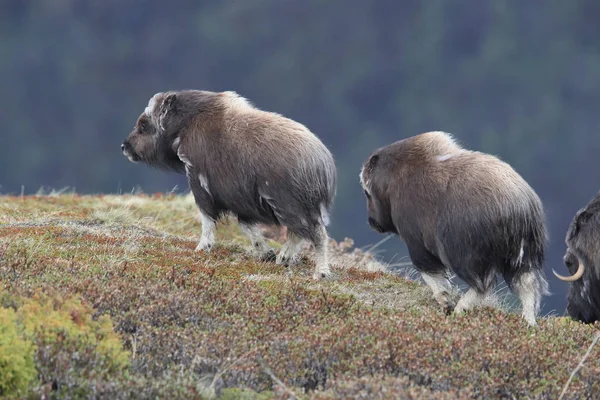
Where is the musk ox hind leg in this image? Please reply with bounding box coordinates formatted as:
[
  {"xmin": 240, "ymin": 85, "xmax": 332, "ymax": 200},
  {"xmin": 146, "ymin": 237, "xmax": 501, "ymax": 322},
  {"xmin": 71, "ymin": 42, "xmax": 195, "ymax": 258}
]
[
  {"xmin": 238, "ymin": 222, "xmax": 277, "ymax": 262},
  {"xmin": 512, "ymin": 269, "xmax": 550, "ymax": 326},
  {"xmin": 276, "ymin": 231, "xmax": 305, "ymax": 267},
  {"xmin": 311, "ymin": 224, "xmax": 332, "ymax": 280},
  {"xmin": 408, "ymin": 243, "xmax": 456, "ymax": 313}
]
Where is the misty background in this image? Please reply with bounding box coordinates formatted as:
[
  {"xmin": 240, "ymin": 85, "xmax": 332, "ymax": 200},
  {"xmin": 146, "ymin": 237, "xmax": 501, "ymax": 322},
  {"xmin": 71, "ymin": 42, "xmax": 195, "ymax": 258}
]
[{"xmin": 2, "ymin": 0, "xmax": 600, "ymax": 316}]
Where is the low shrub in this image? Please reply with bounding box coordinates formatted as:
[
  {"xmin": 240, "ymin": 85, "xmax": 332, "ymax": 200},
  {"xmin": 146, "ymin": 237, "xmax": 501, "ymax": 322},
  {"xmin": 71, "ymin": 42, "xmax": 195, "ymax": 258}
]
[{"xmin": 0, "ymin": 289, "xmax": 130, "ymax": 398}]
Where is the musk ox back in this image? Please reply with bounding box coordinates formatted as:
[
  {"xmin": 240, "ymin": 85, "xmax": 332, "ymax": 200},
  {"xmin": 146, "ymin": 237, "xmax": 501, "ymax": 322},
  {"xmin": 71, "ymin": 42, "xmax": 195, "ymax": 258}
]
[
  {"xmin": 360, "ymin": 131, "xmax": 549, "ymax": 326},
  {"xmin": 553, "ymin": 192, "xmax": 600, "ymax": 323},
  {"xmin": 121, "ymin": 89, "xmax": 337, "ymax": 279}
]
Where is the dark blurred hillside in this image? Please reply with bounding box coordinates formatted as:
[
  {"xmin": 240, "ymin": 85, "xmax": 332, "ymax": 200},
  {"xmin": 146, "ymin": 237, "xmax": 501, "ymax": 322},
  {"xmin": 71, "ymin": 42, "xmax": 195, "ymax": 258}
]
[{"xmin": 2, "ymin": 0, "xmax": 600, "ymax": 315}]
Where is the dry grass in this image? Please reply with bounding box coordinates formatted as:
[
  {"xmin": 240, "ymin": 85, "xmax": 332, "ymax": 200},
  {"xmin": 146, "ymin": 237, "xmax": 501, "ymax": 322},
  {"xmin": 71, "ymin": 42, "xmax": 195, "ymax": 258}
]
[{"xmin": 1, "ymin": 191, "xmax": 599, "ymax": 399}]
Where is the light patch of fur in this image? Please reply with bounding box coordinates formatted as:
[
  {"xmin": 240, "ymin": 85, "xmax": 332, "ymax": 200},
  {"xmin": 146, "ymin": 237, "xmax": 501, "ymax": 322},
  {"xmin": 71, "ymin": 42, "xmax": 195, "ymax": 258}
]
[
  {"xmin": 516, "ymin": 239, "xmax": 525, "ymax": 265},
  {"xmin": 172, "ymin": 137, "xmax": 181, "ymax": 152},
  {"xmin": 359, "ymin": 166, "xmax": 371, "ymax": 194},
  {"xmin": 419, "ymin": 131, "xmax": 462, "ymax": 156},
  {"xmin": 144, "ymin": 93, "xmax": 160, "ymax": 116},
  {"xmin": 582, "ymin": 279, "xmax": 592, "ymax": 304},
  {"xmin": 436, "ymin": 154, "xmax": 454, "ymax": 162},
  {"xmin": 198, "ymin": 173, "xmax": 210, "ymax": 195},
  {"xmin": 220, "ymin": 91, "xmax": 253, "ymax": 110},
  {"xmin": 195, "ymin": 210, "xmax": 216, "ymax": 252},
  {"xmin": 177, "ymin": 148, "xmax": 193, "ymax": 175},
  {"xmin": 320, "ymin": 203, "xmax": 330, "ymax": 226}
]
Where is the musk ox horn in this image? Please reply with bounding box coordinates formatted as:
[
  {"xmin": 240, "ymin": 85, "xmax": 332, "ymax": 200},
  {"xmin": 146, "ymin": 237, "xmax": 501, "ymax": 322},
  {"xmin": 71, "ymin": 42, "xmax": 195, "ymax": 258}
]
[{"xmin": 553, "ymin": 259, "xmax": 585, "ymax": 282}]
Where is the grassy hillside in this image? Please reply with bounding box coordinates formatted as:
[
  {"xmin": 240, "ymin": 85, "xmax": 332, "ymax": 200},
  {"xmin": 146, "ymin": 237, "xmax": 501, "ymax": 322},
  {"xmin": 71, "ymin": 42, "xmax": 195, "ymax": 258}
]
[{"xmin": 0, "ymin": 191, "xmax": 599, "ymax": 399}]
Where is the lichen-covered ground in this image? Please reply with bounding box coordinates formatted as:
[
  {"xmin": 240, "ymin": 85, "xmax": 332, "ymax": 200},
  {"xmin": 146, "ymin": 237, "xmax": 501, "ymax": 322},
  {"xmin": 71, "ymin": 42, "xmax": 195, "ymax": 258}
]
[{"xmin": 0, "ymin": 192, "xmax": 599, "ymax": 399}]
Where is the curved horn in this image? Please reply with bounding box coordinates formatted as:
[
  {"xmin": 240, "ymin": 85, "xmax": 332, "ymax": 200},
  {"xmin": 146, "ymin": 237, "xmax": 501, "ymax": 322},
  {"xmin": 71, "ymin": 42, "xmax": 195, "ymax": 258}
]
[{"xmin": 553, "ymin": 258, "xmax": 585, "ymax": 282}]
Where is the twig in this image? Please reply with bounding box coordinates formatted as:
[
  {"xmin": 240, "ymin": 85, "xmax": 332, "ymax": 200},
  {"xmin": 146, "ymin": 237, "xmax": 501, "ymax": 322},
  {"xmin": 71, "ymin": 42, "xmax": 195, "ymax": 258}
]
[
  {"xmin": 558, "ymin": 331, "xmax": 600, "ymax": 400},
  {"xmin": 257, "ymin": 357, "xmax": 300, "ymax": 400}
]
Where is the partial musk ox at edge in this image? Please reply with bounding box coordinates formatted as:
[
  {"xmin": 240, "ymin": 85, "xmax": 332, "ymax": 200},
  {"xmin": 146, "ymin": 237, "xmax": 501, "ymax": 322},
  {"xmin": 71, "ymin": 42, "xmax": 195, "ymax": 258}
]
[
  {"xmin": 121, "ymin": 89, "xmax": 337, "ymax": 280},
  {"xmin": 360, "ymin": 131, "xmax": 550, "ymax": 326},
  {"xmin": 553, "ymin": 192, "xmax": 600, "ymax": 323}
]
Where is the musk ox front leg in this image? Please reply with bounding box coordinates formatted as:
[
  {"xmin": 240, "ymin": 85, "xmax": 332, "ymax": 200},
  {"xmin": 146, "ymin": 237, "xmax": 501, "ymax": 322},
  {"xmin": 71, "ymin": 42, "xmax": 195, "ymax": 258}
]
[
  {"xmin": 196, "ymin": 210, "xmax": 216, "ymax": 252},
  {"xmin": 187, "ymin": 170, "xmax": 219, "ymax": 253}
]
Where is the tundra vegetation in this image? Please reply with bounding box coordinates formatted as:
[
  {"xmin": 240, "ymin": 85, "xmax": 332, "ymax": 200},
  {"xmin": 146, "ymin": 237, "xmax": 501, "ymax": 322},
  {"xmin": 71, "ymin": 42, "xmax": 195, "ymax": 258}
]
[{"xmin": 0, "ymin": 191, "xmax": 599, "ymax": 399}]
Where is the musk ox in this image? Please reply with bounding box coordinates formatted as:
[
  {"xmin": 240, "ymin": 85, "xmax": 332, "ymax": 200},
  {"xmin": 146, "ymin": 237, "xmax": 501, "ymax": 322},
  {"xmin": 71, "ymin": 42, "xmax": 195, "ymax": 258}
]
[
  {"xmin": 553, "ymin": 192, "xmax": 600, "ymax": 323},
  {"xmin": 121, "ymin": 89, "xmax": 337, "ymax": 279},
  {"xmin": 360, "ymin": 131, "xmax": 550, "ymax": 326}
]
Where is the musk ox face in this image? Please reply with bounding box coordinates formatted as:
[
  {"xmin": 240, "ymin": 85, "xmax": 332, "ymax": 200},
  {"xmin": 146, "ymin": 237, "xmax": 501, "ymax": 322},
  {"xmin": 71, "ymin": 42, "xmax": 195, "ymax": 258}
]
[
  {"xmin": 121, "ymin": 92, "xmax": 185, "ymax": 173},
  {"xmin": 553, "ymin": 194, "xmax": 600, "ymax": 323}
]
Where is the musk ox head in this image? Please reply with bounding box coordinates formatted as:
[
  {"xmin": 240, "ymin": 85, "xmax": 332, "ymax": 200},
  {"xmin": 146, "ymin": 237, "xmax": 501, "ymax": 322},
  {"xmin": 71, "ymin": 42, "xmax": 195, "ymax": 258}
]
[
  {"xmin": 553, "ymin": 194, "xmax": 600, "ymax": 323},
  {"xmin": 121, "ymin": 91, "xmax": 207, "ymax": 173},
  {"xmin": 359, "ymin": 153, "xmax": 396, "ymax": 234}
]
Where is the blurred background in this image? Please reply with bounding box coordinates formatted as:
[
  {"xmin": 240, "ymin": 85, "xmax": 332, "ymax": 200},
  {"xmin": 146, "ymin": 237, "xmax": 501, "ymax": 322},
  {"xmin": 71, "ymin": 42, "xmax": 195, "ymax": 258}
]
[{"xmin": 2, "ymin": 0, "xmax": 600, "ymax": 316}]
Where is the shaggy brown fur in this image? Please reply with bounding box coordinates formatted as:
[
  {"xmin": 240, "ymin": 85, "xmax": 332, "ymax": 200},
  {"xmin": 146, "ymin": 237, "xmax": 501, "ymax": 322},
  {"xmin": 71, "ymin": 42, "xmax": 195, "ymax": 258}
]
[
  {"xmin": 122, "ymin": 90, "xmax": 337, "ymax": 279},
  {"xmin": 360, "ymin": 131, "xmax": 549, "ymax": 325}
]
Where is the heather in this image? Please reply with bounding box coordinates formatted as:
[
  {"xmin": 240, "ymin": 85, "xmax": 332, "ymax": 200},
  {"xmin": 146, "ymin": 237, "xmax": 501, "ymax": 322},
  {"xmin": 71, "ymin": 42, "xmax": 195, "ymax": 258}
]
[{"xmin": 0, "ymin": 192, "xmax": 598, "ymax": 399}]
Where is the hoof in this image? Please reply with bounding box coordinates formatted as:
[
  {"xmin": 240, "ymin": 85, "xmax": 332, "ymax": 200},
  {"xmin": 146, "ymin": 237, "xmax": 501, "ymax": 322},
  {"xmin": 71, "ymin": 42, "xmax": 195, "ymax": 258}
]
[
  {"xmin": 276, "ymin": 253, "xmax": 301, "ymax": 267},
  {"xmin": 260, "ymin": 250, "xmax": 277, "ymax": 263},
  {"xmin": 312, "ymin": 269, "xmax": 332, "ymax": 281},
  {"xmin": 435, "ymin": 292, "xmax": 456, "ymax": 315},
  {"xmin": 195, "ymin": 242, "xmax": 214, "ymax": 252}
]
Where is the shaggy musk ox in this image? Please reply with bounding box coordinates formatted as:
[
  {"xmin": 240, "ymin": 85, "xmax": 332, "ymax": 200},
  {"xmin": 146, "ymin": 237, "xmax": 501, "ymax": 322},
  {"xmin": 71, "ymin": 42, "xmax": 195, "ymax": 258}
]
[
  {"xmin": 121, "ymin": 90, "xmax": 337, "ymax": 279},
  {"xmin": 360, "ymin": 131, "xmax": 550, "ymax": 325},
  {"xmin": 553, "ymin": 192, "xmax": 600, "ymax": 323}
]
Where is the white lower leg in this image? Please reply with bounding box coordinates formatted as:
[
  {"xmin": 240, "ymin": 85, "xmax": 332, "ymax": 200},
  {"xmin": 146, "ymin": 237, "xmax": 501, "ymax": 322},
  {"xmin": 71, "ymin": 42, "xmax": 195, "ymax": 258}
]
[
  {"xmin": 515, "ymin": 271, "xmax": 547, "ymax": 326},
  {"xmin": 421, "ymin": 272, "xmax": 453, "ymax": 308},
  {"xmin": 276, "ymin": 232, "xmax": 304, "ymax": 266},
  {"xmin": 239, "ymin": 223, "xmax": 273, "ymax": 260},
  {"xmin": 195, "ymin": 211, "xmax": 216, "ymax": 251},
  {"xmin": 313, "ymin": 227, "xmax": 331, "ymax": 280},
  {"xmin": 454, "ymin": 287, "xmax": 488, "ymax": 314}
]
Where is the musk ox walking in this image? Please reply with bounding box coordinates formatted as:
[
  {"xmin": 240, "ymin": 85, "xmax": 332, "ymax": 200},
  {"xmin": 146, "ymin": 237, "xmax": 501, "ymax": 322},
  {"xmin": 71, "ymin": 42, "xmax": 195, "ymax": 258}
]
[
  {"xmin": 121, "ymin": 89, "xmax": 337, "ymax": 279},
  {"xmin": 553, "ymin": 192, "xmax": 600, "ymax": 323},
  {"xmin": 360, "ymin": 131, "xmax": 549, "ymax": 325}
]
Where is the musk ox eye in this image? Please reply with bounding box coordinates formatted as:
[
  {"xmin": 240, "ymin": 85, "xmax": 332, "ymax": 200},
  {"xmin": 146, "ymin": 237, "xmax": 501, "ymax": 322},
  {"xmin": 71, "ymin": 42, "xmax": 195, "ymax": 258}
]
[{"xmin": 364, "ymin": 189, "xmax": 371, "ymax": 199}]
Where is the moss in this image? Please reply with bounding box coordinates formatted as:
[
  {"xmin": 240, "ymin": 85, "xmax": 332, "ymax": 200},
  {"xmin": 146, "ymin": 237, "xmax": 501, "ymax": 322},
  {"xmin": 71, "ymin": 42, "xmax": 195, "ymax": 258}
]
[{"xmin": 0, "ymin": 307, "xmax": 37, "ymax": 398}]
